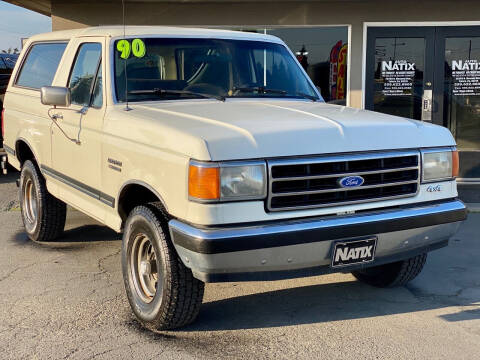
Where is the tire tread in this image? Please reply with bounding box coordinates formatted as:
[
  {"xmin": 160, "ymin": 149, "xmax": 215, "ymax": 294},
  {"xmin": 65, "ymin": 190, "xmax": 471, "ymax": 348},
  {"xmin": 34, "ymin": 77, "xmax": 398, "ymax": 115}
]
[
  {"xmin": 124, "ymin": 203, "xmax": 204, "ymax": 330},
  {"xmin": 20, "ymin": 160, "xmax": 66, "ymax": 242},
  {"xmin": 352, "ymin": 254, "xmax": 427, "ymax": 288}
]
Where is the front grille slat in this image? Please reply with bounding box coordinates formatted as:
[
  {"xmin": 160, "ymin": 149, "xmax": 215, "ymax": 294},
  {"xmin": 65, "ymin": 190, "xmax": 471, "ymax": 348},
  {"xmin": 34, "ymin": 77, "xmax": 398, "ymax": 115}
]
[
  {"xmin": 267, "ymin": 151, "xmax": 420, "ymax": 212},
  {"xmin": 271, "ymin": 165, "xmax": 420, "ymax": 182},
  {"xmin": 273, "ymin": 180, "xmax": 419, "ymax": 197}
]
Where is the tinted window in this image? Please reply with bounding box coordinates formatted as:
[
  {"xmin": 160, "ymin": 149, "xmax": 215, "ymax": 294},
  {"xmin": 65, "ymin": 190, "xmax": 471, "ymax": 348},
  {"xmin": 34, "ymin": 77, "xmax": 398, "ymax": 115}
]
[
  {"xmin": 372, "ymin": 37, "xmax": 425, "ymax": 119},
  {"xmin": 266, "ymin": 27, "xmax": 348, "ymax": 103},
  {"xmin": 0, "ymin": 58, "xmax": 7, "ymax": 70},
  {"xmin": 16, "ymin": 43, "xmax": 67, "ymax": 89},
  {"xmin": 68, "ymin": 43, "xmax": 102, "ymax": 106},
  {"xmin": 91, "ymin": 61, "xmax": 103, "ymax": 108},
  {"xmin": 228, "ymin": 27, "xmax": 348, "ymax": 102}
]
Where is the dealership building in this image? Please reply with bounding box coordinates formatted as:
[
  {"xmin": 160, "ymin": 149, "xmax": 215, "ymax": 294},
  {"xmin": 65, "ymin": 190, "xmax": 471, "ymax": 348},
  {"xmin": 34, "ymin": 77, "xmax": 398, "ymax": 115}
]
[{"xmin": 7, "ymin": 0, "xmax": 480, "ymax": 199}]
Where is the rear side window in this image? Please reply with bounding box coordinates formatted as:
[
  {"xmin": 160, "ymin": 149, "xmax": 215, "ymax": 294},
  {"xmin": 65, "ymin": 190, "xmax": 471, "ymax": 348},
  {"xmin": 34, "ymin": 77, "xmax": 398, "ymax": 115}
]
[
  {"xmin": 68, "ymin": 43, "xmax": 102, "ymax": 107},
  {"xmin": 16, "ymin": 43, "xmax": 67, "ymax": 89}
]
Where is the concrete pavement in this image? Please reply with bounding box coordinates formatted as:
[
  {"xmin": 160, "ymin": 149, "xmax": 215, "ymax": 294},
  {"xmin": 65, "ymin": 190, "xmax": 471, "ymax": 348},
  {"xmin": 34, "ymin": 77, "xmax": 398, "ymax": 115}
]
[{"xmin": 0, "ymin": 170, "xmax": 479, "ymax": 359}]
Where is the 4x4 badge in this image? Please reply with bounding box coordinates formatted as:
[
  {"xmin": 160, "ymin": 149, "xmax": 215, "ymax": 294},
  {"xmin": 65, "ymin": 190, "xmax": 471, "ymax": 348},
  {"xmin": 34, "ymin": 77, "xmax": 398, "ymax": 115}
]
[{"xmin": 427, "ymin": 184, "xmax": 442, "ymax": 192}]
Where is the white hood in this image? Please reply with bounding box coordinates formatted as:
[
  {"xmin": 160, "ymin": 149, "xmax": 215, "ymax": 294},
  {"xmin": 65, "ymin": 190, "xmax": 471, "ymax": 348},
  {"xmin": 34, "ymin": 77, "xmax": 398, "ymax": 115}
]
[{"xmin": 115, "ymin": 99, "xmax": 456, "ymax": 161}]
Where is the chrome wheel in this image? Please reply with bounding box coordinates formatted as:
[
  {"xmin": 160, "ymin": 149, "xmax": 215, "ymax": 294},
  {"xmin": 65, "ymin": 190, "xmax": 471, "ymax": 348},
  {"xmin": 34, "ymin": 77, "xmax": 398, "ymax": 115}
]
[
  {"xmin": 130, "ymin": 233, "xmax": 160, "ymax": 303},
  {"xmin": 23, "ymin": 178, "xmax": 38, "ymax": 228}
]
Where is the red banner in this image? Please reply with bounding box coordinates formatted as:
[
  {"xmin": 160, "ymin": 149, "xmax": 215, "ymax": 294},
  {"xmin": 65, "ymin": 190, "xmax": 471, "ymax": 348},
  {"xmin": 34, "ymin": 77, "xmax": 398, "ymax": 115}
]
[
  {"xmin": 329, "ymin": 41, "xmax": 342, "ymax": 100},
  {"xmin": 336, "ymin": 43, "xmax": 348, "ymax": 100}
]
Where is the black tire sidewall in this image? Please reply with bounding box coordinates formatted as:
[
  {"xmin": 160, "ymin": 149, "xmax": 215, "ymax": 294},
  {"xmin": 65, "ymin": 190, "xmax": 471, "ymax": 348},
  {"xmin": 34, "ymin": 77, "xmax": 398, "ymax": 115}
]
[
  {"xmin": 122, "ymin": 209, "xmax": 169, "ymax": 323},
  {"xmin": 20, "ymin": 160, "xmax": 43, "ymax": 240}
]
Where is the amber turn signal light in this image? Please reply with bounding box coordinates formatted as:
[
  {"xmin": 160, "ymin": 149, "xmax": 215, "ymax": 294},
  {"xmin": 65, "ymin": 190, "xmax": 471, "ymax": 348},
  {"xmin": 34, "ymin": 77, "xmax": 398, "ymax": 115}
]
[
  {"xmin": 188, "ymin": 164, "xmax": 220, "ymax": 200},
  {"xmin": 452, "ymin": 150, "xmax": 459, "ymax": 178}
]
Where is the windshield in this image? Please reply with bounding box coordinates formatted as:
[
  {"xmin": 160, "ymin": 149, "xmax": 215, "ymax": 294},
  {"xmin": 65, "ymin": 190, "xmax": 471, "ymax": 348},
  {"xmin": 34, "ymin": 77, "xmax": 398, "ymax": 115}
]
[{"xmin": 114, "ymin": 38, "xmax": 321, "ymax": 102}]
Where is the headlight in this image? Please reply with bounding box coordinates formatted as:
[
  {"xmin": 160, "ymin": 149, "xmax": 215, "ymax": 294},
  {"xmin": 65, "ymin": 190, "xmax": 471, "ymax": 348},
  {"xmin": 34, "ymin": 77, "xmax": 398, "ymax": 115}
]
[
  {"xmin": 421, "ymin": 148, "xmax": 459, "ymax": 182},
  {"xmin": 188, "ymin": 160, "xmax": 267, "ymax": 202}
]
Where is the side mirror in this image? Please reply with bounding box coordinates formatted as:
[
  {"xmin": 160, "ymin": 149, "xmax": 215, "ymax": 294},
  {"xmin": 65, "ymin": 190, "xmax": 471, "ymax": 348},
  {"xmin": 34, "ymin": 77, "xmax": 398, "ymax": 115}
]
[{"xmin": 40, "ymin": 86, "xmax": 71, "ymax": 107}]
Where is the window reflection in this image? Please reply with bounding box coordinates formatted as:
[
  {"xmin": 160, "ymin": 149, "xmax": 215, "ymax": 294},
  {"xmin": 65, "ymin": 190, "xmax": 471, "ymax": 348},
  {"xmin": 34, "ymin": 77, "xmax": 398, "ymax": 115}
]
[
  {"xmin": 16, "ymin": 43, "xmax": 67, "ymax": 89},
  {"xmin": 228, "ymin": 27, "xmax": 349, "ymax": 103},
  {"xmin": 444, "ymin": 37, "xmax": 480, "ymax": 152},
  {"xmin": 373, "ymin": 37, "xmax": 425, "ymax": 119},
  {"xmin": 69, "ymin": 43, "xmax": 102, "ymax": 106}
]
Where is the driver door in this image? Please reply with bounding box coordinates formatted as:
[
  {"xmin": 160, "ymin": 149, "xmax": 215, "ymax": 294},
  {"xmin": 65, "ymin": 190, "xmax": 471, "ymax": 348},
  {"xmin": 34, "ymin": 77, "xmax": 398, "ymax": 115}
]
[{"xmin": 50, "ymin": 39, "xmax": 109, "ymax": 215}]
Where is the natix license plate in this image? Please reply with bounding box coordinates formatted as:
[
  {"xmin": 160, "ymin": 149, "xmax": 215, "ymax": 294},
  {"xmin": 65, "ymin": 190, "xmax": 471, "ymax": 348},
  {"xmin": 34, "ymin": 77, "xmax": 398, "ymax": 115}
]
[{"xmin": 331, "ymin": 237, "xmax": 377, "ymax": 268}]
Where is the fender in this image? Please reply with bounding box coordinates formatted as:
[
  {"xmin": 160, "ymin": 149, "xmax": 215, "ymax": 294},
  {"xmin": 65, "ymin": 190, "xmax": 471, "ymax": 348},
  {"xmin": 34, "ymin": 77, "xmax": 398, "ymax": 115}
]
[{"xmin": 117, "ymin": 179, "xmax": 169, "ymax": 213}]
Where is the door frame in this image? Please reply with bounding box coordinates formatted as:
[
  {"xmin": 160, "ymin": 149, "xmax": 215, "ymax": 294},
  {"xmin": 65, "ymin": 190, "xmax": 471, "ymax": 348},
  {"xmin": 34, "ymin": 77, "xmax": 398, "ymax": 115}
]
[{"xmin": 362, "ymin": 21, "xmax": 480, "ymax": 109}]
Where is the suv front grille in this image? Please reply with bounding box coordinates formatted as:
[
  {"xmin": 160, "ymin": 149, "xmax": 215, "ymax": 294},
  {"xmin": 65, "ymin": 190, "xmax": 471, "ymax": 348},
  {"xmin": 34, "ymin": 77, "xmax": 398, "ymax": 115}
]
[{"xmin": 267, "ymin": 151, "xmax": 420, "ymax": 211}]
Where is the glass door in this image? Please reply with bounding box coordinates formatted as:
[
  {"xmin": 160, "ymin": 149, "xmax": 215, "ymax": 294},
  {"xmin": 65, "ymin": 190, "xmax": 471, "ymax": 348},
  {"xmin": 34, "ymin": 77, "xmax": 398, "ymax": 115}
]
[
  {"xmin": 434, "ymin": 27, "xmax": 480, "ymax": 179},
  {"xmin": 366, "ymin": 26, "xmax": 480, "ymax": 180},
  {"xmin": 365, "ymin": 27, "xmax": 435, "ymax": 120}
]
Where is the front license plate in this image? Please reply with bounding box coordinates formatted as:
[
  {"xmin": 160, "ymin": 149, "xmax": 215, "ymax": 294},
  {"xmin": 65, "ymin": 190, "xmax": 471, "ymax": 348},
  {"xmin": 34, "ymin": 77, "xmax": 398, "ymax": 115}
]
[{"xmin": 331, "ymin": 237, "xmax": 377, "ymax": 268}]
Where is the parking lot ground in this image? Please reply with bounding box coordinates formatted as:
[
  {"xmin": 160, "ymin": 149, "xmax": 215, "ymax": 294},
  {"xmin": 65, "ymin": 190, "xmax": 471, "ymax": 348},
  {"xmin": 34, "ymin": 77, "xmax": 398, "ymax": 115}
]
[{"xmin": 0, "ymin": 170, "xmax": 479, "ymax": 360}]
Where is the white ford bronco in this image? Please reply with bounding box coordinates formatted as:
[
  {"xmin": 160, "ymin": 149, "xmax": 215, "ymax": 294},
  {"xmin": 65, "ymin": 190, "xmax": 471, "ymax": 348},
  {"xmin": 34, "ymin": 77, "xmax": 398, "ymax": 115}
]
[{"xmin": 2, "ymin": 26, "xmax": 467, "ymax": 330}]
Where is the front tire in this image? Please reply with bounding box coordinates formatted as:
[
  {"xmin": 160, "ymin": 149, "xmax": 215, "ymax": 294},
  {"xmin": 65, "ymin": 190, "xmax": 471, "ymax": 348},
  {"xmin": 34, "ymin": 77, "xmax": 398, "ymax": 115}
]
[
  {"xmin": 20, "ymin": 160, "xmax": 67, "ymax": 242},
  {"xmin": 122, "ymin": 203, "xmax": 204, "ymax": 330},
  {"xmin": 352, "ymin": 254, "xmax": 427, "ymax": 287}
]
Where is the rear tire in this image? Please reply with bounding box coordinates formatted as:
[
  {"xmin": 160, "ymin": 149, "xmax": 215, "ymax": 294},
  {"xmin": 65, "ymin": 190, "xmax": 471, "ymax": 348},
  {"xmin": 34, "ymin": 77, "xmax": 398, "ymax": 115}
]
[
  {"xmin": 122, "ymin": 203, "xmax": 204, "ymax": 330},
  {"xmin": 352, "ymin": 254, "xmax": 427, "ymax": 287},
  {"xmin": 19, "ymin": 160, "xmax": 67, "ymax": 242}
]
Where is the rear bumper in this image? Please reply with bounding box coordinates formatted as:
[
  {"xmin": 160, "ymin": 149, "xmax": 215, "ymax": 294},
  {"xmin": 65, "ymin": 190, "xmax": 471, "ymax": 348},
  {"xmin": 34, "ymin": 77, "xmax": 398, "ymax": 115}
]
[
  {"xmin": 169, "ymin": 199, "xmax": 467, "ymax": 282},
  {"xmin": 0, "ymin": 150, "xmax": 7, "ymax": 175}
]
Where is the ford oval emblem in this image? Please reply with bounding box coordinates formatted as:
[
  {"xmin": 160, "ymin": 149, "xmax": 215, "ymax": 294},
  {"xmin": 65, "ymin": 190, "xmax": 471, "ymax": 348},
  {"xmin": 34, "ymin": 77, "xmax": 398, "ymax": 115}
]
[{"xmin": 338, "ymin": 175, "xmax": 365, "ymax": 188}]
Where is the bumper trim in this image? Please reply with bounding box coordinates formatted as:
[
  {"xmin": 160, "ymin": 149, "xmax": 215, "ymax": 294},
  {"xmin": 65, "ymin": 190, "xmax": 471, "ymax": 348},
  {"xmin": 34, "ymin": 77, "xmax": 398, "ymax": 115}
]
[
  {"xmin": 193, "ymin": 240, "xmax": 449, "ymax": 283},
  {"xmin": 169, "ymin": 200, "xmax": 467, "ymax": 254}
]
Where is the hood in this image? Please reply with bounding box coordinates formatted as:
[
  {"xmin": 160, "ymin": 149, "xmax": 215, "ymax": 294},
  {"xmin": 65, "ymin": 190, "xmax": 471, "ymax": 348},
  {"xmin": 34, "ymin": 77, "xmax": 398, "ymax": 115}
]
[{"xmin": 114, "ymin": 99, "xmax": 456, "ymax": 161}]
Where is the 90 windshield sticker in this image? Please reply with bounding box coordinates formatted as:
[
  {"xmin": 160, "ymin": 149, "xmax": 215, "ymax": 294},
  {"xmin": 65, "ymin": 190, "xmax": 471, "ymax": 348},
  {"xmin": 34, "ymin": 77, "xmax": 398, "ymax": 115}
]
[{"xmin": 117, "ymin": 38, "xmax": 146, "ymax": 59}]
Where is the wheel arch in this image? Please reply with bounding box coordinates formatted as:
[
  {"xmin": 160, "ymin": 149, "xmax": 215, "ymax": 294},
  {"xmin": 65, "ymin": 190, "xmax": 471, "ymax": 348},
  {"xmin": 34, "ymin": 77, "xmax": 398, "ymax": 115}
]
[
  {"xmin": 117, "ymin": 180, "xmax": 169, "ymax": 226},
  {"xmin": 15, "ymin": 137, "xmax": 38, "ymax": 166}
]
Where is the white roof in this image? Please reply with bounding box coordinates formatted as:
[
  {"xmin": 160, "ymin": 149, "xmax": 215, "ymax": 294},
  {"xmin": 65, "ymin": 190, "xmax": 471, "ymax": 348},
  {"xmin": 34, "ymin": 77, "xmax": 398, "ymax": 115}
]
[{"xmin": 27, "ymin": 25, "xmax": 283, "ymax": 43}]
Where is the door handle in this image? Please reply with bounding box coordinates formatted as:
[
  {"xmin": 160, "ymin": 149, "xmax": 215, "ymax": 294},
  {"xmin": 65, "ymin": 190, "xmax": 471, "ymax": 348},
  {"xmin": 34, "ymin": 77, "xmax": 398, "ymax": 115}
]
[
  {"xmin": 47, "ymin": 109, "xmax": 80, "ymax": 145},
  {"xmin": 51, "ymin": 113, "xmax": 63, "ymax": 121},
  {"xmin": 421, "ymin": 89, "xmax": 432, "ymax": 122}
]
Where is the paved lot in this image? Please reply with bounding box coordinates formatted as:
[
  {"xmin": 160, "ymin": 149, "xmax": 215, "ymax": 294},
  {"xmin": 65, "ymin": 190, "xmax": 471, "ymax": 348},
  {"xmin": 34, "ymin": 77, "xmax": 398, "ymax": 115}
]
[{"xmin": 0, "ymin": 170, "xmax": 479, "ymax": 360}]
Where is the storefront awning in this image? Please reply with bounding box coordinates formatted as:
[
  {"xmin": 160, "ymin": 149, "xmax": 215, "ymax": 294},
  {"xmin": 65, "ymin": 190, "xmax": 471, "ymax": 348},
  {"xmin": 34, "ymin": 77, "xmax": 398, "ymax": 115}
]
[{"xmin": 4, "ymin": 0, "xmax": 51, "ymax": 16}]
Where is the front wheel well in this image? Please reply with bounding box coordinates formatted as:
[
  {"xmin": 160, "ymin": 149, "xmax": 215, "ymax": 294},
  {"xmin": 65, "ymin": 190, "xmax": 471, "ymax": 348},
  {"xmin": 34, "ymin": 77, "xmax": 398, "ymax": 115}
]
[
  {"xmin": 118, "ymin": 183, "xmax": 167, "ymax": 225},
  {"xmin": 15, "ymin": 140, "xmax": 35, "ymax": 166}
]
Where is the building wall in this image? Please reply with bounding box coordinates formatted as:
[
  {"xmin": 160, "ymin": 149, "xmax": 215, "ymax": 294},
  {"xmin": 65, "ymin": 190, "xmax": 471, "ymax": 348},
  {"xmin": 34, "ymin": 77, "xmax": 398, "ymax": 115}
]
[{"xmin": 51, "ymin": 0, "xmax": 480, "ymax": 109}]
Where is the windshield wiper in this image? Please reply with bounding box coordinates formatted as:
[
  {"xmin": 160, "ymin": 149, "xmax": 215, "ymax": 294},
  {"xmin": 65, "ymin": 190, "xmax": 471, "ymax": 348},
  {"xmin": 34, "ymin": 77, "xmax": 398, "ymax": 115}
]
[
  {"xmin": 233, "ymin": 86, "xmax": 318, "ymax": 101},
  {"xmin": 233, "ymin": 86, "xmax": 287, "ymax": 95},
  {"xmin": 294, "ymin": 92, "xmax": 319, "ymax": 102},
  {"xmin": 128, "ymin": 88, "xmax": 225, "ymax": 101}
]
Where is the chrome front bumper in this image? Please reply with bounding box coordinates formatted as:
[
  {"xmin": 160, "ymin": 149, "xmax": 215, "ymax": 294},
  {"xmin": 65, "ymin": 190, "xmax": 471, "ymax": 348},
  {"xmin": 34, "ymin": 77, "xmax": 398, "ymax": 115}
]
[{"xmin": 169, "ymin": 200, "xmax": 467, "ymax": 282}]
